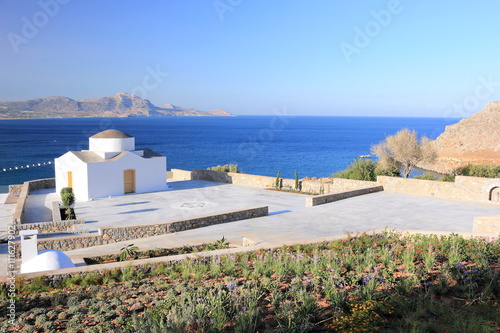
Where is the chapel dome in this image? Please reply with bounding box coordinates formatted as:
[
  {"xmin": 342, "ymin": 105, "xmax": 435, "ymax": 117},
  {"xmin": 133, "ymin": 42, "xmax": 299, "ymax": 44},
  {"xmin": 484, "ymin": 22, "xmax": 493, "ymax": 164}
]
[
  {"xmin": 21, "ymin": 250, "xmax": 76, "ymax": 274},
  {"xmin": 90, "ymin": 129, "xmax": 133, "ymax": 139},
  {"xmin": 89, "ymin": 129, "xmax": 135, "ymax": 153}
]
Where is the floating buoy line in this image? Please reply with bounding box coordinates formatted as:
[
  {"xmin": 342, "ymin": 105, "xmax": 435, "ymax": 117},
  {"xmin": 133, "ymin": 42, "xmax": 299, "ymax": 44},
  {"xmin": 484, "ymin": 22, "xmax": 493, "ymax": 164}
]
[{"xmin": 1, "ymin": 161, "xmax": 53, "ymax": 172}]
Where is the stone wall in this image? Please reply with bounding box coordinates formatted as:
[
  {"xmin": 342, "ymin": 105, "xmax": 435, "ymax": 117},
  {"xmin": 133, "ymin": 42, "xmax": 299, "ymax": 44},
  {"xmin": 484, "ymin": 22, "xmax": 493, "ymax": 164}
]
[
  {"xmin": 301, "ymin": 178, "xmax": 379, "ymax": 194},
  {"xmin": 473, "ymin": 215, "xmax": 500, "ymax": 234},
  {"xmin": 11, "ymin": 206, "xmax": 268, "ymax": 257},
  {"xmin": 13, "ymin": 219, "xmax": 85, "ymax": 234},
  {"xmin": 378, "ymin": 176, "xmax": 500, "ymax": 203},
  {"xmin": 8, "ymin": 184, "xmax": 22, "ymax": 197},
  {"xmin": 306, "ymin": 186, "xmax": 384, "ymax": 207},
  {"xmin": 171, "ymin": 169, "xmax": 378, "ymax": 195},
  {"xmin": 12, "ymin": 178, "xmax": 56, "ymax": 224},
  {"xmin": 27, "ymin": 178, "xmax": 55, "ymax": 192},
  {"xmin": 12, "ymin": 183, "xmax": 29, "ymax": 224},
  {"xmin": 171, "ymin": 169, "xmax": 194, "ymax": 180}
]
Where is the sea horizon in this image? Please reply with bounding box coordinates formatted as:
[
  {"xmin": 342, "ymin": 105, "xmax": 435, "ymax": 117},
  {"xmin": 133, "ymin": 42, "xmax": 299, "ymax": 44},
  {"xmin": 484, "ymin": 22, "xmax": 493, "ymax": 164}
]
[{"xmin": 0, "ymin": 115, "xmax": 461, "ymax": 193}]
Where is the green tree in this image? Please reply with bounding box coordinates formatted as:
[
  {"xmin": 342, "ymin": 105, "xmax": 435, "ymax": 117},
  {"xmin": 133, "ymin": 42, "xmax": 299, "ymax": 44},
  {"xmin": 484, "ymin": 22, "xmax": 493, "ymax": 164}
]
[
  {"xmin": 60, "ymin": 187, "xmax": 75, "ymax": 220},
  {"xmin": 294, "ymin": 170, "xmax": 300, "ymax": 191},
  {"xmin": 275, "ymin": 170, "xmax": 281, "ymax": 188}
]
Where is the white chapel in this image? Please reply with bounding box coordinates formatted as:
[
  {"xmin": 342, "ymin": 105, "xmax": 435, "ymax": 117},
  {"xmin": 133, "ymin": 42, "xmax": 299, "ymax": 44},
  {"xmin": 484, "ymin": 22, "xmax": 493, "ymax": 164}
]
[{"xmin": 55, "ymin": 129, "xmax": 167, "ymax": 201}]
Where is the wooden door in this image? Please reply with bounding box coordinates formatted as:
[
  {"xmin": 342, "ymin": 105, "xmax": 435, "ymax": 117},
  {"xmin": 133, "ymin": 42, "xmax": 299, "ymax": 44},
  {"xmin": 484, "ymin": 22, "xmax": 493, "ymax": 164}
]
[
  {"xmin": 67, "ymin": 171, "xmax": 73, "ymax": 189},
  {"xmin": 123, "ymin": 169, "xmax": 136, "ymax": 194}
]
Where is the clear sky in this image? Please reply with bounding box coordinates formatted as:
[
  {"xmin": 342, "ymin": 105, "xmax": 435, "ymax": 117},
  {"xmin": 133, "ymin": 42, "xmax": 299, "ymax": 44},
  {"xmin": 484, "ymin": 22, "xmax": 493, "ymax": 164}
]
[{"xmin": 1, "ymin": 0, "xmax": 499, "ymax": 116}]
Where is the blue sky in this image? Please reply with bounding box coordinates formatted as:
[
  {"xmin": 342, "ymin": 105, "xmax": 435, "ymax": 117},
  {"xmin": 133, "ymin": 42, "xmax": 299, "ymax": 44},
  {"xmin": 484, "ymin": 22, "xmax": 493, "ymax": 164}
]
[{"xmin": 1, "ymin": 0, "xmax": 499, "ymax": 116}]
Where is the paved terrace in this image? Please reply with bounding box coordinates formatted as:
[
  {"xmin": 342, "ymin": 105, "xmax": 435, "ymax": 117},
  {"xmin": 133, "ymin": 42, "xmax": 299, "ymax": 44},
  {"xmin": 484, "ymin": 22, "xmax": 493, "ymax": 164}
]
[{"xmin": 1, "ymin": 180, "xmax": 499, "ymax": 273}]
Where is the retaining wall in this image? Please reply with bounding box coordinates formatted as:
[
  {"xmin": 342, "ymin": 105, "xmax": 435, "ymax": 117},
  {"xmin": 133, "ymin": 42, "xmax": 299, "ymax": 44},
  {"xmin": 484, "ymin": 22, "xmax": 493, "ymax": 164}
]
[
  {"xmin": 306, "ymin": 186, "xmax": 384, "ymax": 207},
  {"xmin": 473, "ymin": 215, "xmax": 500, "ymax": 234},
  {"xmin": 171, "ymin": 169, "xmax": 378, "ymax": 194},
  {"xmin": 12, "ymin": 178, "xmax": 56, "ymax": 224},
  {"xmin": 377, "ymin": 176, "xmax": 500, "ymax": 203},
  {"xmin": 11, "ymin": 206, "xmax": 268, "ymax": 257},
  {"xmin": 8, "ymin": 184, "xmax": 23, "ymax": 197},
  {"xmin": 13, "ymin": 219, "xmax": 85, "ymax": 234}
]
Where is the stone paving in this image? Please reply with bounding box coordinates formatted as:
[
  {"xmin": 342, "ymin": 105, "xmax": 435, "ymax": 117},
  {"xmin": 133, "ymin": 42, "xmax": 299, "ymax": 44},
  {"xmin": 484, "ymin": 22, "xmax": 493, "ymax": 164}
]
[{"xmin": 1, "ymin": 180, "xmax": 499, "ymax": 275}]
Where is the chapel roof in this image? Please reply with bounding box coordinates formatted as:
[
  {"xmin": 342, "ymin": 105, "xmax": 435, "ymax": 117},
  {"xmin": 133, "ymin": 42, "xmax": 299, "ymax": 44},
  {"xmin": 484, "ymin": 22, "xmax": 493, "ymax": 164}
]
[
  {"xmin": 69, "ymin": 149, "xmax": 163, "ymax": 164},
  {"xmin": 90, "ymin": 129, "xmax": 133, "ymax": 139}
]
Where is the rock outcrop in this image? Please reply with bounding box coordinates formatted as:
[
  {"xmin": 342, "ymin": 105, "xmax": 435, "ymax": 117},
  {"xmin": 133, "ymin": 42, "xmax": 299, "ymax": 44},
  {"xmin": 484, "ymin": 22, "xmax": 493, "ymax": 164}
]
[
  {"xmin": 418, "ymin": 101, "xmax": 500, "ymax": 174},
  {"xmin": 0, "ymin": 92, "xmax": 233, "ymax": 118}
]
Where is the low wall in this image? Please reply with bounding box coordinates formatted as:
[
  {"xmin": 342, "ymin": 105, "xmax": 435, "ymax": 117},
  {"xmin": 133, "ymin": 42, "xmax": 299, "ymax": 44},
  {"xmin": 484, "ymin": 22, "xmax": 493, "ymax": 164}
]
[
  {"xmin": 377, "ymin": 176, "xmax": 500, "ymax": 203},
  {"xmin": 12, "ymin": 178, "xmax": 56, "ymax": 224},
  {"xmin": 8, "ymin": 184, "xmax": 22, "ymax": 197},
  {"xmin": 473, "ymin": 215, "xmax": 500, "ymax": 234},
  {"xmin": 27, "ymin": 178, "xmax": 55, "ymax": 192},
  {"xmin": 11, "ymin": 206, "xmax": 268, "ymax": 257},
  {"xmin": 12, "ymin": 183, "xmax": 29, "ymax": 224},
  {"xmin": 171, "ymin": 169, "xmax": 194, "ymax": 180},
  {"xmin": 306, "ymin": 186, "xmax": 384, "ymax": 207},
  {"xmin": 13, "ymin": 219, "xmax": 85, "ymax": 234},
  {"xmin": 171, "ymin": 169, "xmax": 378, "ymax": 194},
  {"xmin": 301, "ymin": 178, "xmax": 379, "ymax": 194}
]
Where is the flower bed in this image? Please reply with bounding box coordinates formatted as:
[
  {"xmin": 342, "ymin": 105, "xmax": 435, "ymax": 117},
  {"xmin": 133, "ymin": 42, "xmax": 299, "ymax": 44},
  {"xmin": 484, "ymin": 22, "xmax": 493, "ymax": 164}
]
[
  {"xmin": 2, "ymin": 231, "xmax": 500, "ymax": 332},
  {"xmin": 83, "ymin": 238, "xmax": 231, "ymax": 265}
]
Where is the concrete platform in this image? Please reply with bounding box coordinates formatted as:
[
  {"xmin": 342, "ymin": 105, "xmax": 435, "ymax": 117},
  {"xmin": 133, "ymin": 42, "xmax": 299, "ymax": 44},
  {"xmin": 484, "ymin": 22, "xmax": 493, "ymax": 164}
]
[{"xmin": 1, "ymin": 179, "xmax": 499, "ymax": 276}]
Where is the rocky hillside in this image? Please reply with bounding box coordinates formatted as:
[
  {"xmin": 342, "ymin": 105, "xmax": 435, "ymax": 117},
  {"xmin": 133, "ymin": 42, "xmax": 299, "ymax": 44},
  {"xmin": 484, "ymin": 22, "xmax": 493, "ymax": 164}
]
[
  {"xmin": 418, "ymin": 101, "xmax": 500, "ymax": 174},
  {"xmin": 0, "ymin": 93, "xmax": 233, "ymax": 118}
]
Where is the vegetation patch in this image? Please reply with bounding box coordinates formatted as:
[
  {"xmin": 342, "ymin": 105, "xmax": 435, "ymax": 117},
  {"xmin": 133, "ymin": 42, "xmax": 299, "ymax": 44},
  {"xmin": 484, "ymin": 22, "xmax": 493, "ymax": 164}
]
[
  {"xmin": 207, "ymin": 164, "xmax": 240, "ymax": 173},
  {"xmin": 2, "ymin": 231, "xmax": 500, "ymax": 332},
  {"xmin": 456, "ymin": 164, "xmax": 500, "ymax": 179},
  {"xmin": 84, "ymin": 237, "xmax": 230, "ymax": 265}
]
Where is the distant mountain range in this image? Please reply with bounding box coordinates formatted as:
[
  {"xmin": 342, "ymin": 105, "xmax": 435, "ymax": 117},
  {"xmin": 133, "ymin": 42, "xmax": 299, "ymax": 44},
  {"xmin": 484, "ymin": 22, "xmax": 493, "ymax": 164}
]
[{"xmin": 0, "ymin": 93, "xmax": 233, "ymax": 118}]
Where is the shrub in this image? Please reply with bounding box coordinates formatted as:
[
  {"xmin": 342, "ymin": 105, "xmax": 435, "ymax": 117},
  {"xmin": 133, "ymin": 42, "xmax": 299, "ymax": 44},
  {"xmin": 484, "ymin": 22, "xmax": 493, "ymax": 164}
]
[
  {"xmin": 455, "ymin": 164, "xmax": 500, "ymax": 178},
  {"xmin": 119, "ymin": 244, "xmax": 139, "ymax": 261},
  {"xmin": 60, "ymin": 187, "xmax": 75, "ymax": 220},
  {"xmin": 332, "ymin": 158, "xmax": 378, "ymax": 181},
  {"xmin": 207, "ymin": 164, "xmax": 240, "ymax": 173},
  {"xmin": 414, "ymin": 172, "xmax": 437, "ymax": 180},
  {"xmin": 441, "ymin": 174, "xmax": 455, "ymax": 182},
  {"xmin": 275, "ymin": 170, "xmax": 281, "ymax": 188}
]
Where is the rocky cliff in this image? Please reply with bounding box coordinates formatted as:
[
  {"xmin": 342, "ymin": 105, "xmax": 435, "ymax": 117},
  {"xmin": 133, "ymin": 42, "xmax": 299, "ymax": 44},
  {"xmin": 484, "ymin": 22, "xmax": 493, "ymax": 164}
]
[
  {"xmin": 418, "ymin": 101, "xmax": 500, "ymax": 173},
  {"xmin": 0, "ymin": 92, "xmax": 233, "ymax": 118}
]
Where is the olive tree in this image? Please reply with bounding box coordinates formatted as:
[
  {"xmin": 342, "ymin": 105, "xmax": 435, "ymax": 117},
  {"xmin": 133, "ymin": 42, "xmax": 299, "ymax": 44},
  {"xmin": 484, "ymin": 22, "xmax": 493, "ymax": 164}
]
[
  {"xmin": 60, "ymin": 187, "xmax": 75, "ymax": 220},
  {"xmin": 371, "ymin": 128, "xmax": 436, "ymax": 178}
]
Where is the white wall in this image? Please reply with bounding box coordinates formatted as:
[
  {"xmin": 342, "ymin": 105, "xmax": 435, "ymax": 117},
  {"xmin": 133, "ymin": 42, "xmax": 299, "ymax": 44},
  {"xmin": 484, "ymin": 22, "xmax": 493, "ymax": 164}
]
[
  {"xmin": 86, "ymin": 152, "xmax": 166, "ymax": 200},
  {"xmin": 89, "ymin": 137, "xmax": 135, "ymax": 153},
  {"xmin": 54, "ymin": 153, "xmax": 89, "ymax": 201}
]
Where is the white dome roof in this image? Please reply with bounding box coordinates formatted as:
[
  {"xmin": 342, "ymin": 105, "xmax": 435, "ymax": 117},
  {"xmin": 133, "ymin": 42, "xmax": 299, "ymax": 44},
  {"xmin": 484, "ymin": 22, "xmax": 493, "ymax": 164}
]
[{"xmin": 21, "ymin": 250, "xmax": 75, "ymax": 274}]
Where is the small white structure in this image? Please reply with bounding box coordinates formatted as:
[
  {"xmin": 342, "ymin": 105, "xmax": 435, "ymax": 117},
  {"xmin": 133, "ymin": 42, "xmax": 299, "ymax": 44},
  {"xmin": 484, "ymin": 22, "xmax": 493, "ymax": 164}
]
[
  {"xmin": 20, "ymin": 230, "xmax": 76, "ymax": 274},
  {"xmin": 20, "ymin": 230, "xmax": 39, "ymax": 265},
  {"xmin": 21, "ymin": 250, "xmax": 76, "ymax": 274},
  {"xmin": 55, "ymin": 129, "xmax": 167, "ymax": 201}
]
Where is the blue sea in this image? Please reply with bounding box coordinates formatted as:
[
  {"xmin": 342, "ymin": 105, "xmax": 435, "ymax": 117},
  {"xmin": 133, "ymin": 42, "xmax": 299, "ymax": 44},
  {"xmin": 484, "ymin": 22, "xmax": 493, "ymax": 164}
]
[{"xmin": 0, "ymin": 116, "xmax": 460, "ymax": 193}]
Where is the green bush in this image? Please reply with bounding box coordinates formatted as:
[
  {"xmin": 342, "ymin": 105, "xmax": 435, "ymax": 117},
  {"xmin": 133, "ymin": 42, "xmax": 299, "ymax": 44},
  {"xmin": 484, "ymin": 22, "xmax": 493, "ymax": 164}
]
[
  {"xmin": 441, "ymin": 174, "xmax": 455, "ymax": 182},
  {"xmin": 332, "ymin": 159, "xmax": 377, "ymax": 181},
  {"xmin": 414, "ymin": 173, "xmax": 437, "ymax": 180},
  {"xmin": 207, "ymin": 164, "xmax": 240, "ymax": 173},
  {"xmin": 455, "ymin": 164, "xmax": 500, "ymax": 178},
  {"xmin": 60, "ymin": 187, "xmax": 75, "ymax": 220},
  {"xmin": 333, "ymin": 158, "xmax": 402, "ymax": 181}
]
